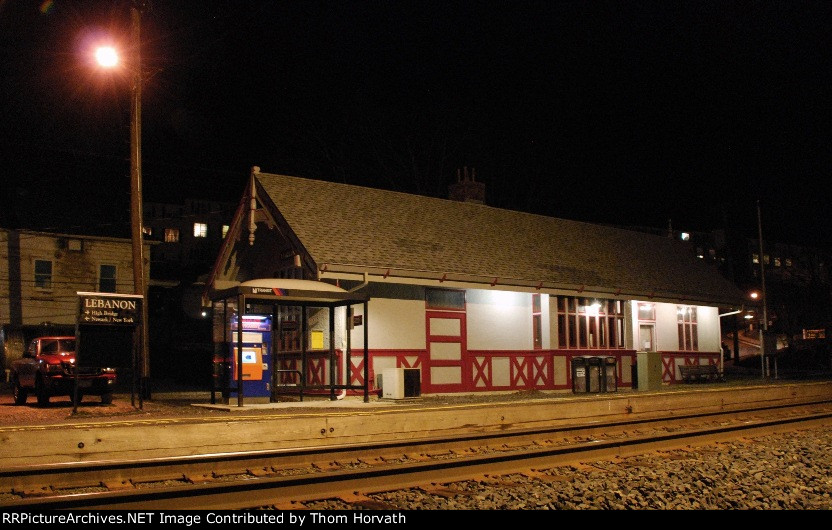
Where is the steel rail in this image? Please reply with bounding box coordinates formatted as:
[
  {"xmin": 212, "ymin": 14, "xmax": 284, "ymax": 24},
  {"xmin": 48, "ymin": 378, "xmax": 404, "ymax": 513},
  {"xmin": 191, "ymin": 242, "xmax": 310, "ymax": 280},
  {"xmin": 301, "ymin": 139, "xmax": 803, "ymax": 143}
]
[
  {"xmin": 3, "ymin": 398, "xmax": 831, "ymax": 494},
  {"xmin": 4, "ymin": 405, "xmax": 832, "ymax": 510}
]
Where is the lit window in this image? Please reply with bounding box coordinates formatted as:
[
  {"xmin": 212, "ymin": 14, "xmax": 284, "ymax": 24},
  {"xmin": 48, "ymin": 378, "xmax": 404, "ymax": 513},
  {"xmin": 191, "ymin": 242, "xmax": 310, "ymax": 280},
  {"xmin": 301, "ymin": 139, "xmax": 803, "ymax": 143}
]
[
  {"xmin": 142, "ymin": 226, "xmax": 152, "ymax": 236},
  {"xmin": 677, "ymin": 306, "xmax": 698, "ymax": 351},
  {"xmin": 764, "ymin": 255, "xmax": 770, "ymax": 265},
  {"xmin": 638, "ymin": 303, "xmax": 655, "ymax": 321},
  {"xmin": 194, "ymin": 223, "xmax": 208, "ymax": 238},
  {"xmin": 680, "ymin": 232, "xmax": 690, "ymax": 241},
  {"xmin": 99, "ymin": 264, "xmax": 117, "ymax": 293},
  {"xmin": 532, "ymin": 293, "xmax": 542, "ymax": 350},
  {"xmin": 34, "ymin": 259, "xmax": 52, "ymax": 289},
  {"xmin": 556, "ymin": 296, "xmax": 624, "ymax": 350},
  {"xmin": 164, "ymin": 228, "xmax": 180, "ymax": 243},
  {"xmin": 785, "ymin": 258, "xmax": 792, "ymax": 267},
  {"xmin": 222, "ymin": 225, "xmax": 230, "ymax": 238},
  {"xmin": 774, "ymin": 257, "xmax": 781, "ymax": 267},
  {"xmin": 752, "ymin": 253, "xmax": 759, "ymax": 264}
]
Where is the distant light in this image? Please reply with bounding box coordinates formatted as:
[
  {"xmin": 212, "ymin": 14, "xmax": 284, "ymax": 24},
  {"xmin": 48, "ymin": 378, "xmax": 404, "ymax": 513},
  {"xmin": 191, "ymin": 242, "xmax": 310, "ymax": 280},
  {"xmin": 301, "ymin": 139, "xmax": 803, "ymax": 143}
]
[
  {"xmin": 680, "ymin": 232, "xmax": 690, "ymax": 241},
  {"xmin": 749, "ymin": 291, "xmax": 760, "ymax": 300},
  {"xmin": 201, "ymin": 311, "xmax": 207, "ymax": 318},
  {"xmin": 95, "ymin": 46, "xmax": 119, "ymax": 68},
  {"xmin": 744, "ymin": 314, "xmax": 754, "ymax": 320}
]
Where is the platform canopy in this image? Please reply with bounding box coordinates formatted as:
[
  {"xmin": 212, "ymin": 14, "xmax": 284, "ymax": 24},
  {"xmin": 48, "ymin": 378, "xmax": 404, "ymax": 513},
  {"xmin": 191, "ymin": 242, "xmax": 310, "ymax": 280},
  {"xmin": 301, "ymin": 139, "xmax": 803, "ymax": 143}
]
[{"xmin": 209, "ymin": 278, "xmax": 369, "ymax": 305}]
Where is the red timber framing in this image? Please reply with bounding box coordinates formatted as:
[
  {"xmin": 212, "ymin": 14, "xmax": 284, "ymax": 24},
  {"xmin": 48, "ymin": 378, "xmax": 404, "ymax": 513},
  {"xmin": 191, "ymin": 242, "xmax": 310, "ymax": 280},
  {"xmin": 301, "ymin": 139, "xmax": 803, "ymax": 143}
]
[
  {"xmin": 274, "ymin": 351, "xmax": 344, "ymax": 389},
  {"xmin": 352, "ymin": 348, "xmax": 637, "ymax": 394},
  {"xmin": 659, "ymin": 351, "xmax": 721, "ymax": 383}
]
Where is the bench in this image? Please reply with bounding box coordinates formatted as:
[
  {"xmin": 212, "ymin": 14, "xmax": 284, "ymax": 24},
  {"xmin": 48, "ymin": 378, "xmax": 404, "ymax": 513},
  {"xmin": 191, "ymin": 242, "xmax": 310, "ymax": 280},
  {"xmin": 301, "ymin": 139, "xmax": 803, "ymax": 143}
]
[{"xmin": 679, "ymin": 364, "xmax": 723, "ymax": 383}]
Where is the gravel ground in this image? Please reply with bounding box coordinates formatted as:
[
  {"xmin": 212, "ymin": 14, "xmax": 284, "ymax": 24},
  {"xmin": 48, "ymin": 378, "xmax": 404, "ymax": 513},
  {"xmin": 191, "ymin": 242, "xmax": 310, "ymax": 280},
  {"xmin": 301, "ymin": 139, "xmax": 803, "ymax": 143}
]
[{"xmin": 302, "ymin": 424, "xmax": 832, "ymax": 510}]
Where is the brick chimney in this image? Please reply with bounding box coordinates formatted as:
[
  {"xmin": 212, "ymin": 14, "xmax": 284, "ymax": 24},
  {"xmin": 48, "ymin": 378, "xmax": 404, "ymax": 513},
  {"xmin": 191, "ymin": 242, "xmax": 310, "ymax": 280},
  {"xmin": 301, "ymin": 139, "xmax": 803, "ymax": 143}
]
[{"xmin": 448, "ymin": 167, "xmax": 486, "ymax": 204}]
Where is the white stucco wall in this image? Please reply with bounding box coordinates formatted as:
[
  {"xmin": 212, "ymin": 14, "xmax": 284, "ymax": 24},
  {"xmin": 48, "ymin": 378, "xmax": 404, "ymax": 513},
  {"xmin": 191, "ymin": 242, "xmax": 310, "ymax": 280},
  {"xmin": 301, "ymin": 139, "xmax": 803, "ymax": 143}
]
[
  {"xmin": 696, "ymin": 305, "xmax": 721, "ymax": 352},
  {"xmin": 350, "ymin": 297, "xmax": 425, "ymax": 350},
  {"xmin": 466, "ymin": 289, "xmax": 536, "ymax": 350}
]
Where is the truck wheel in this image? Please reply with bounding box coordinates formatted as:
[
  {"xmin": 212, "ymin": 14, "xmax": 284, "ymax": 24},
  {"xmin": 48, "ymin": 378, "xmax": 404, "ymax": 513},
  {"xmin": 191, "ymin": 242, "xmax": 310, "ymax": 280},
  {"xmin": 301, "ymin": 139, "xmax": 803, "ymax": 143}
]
[
  {"xmin": 101, "ymin": 393, "xmax": 113, "ymax": 405},
  {"xmin": 35, "ymin": 378, "xmax": 50, "ymax": 407},
  {"xmin": 12, "ymin": 376, "xmax": 28, "ymax": 405}
]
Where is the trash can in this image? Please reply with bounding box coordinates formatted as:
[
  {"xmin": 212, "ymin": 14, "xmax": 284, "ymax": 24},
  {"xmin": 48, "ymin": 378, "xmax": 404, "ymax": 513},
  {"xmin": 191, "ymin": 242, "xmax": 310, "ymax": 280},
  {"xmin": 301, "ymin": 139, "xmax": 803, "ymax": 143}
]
[
  {"xmin": 571, "ymin": 357, "xmax": 588, "ymax": 393},
  {"xmin": 603, "ymin": 356, "xmax": 618, "ymax": 392},
  {"xmin": 587, "ymin": 357, "xmax": 602, "ymax": 393}
]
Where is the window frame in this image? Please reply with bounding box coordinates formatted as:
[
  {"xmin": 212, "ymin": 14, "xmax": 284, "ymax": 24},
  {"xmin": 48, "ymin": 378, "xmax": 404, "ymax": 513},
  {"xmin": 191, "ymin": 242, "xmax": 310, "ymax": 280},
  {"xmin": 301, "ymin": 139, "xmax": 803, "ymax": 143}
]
[
  {"xmin": 98, "ymin": 263, "xmax": 118, "ymax": 293},
  {"xmin": 425, "ymin": 288, "xmax": 466, "ymax": 311},
  {"xmin": 34, "ymin": 259, "xmax": 53, "ymax": 290}
]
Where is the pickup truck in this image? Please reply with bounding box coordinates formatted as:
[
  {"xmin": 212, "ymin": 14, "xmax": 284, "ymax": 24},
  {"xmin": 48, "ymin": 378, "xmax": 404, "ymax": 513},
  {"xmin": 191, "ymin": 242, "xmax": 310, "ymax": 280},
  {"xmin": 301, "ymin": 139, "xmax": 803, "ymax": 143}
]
[{"xmin": 11, "ymin": 336, "xmax": 116, "ymax": 406}]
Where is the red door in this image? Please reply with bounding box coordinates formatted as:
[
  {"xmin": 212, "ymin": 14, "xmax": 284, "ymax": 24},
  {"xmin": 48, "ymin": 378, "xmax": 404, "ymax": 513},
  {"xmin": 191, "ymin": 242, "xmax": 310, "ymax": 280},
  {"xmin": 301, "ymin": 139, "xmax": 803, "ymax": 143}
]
[{"xmin": 425, "ymin": 311, "xmax": 467, "ymax": 393}]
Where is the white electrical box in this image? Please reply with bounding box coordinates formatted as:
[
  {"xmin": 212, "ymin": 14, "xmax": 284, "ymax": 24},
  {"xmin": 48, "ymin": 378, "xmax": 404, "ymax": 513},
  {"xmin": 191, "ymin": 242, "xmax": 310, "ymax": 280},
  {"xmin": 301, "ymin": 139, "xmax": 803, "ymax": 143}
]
[{"xmin": 381, "ymin": 368, "xmax": 405, "ymax": 399}]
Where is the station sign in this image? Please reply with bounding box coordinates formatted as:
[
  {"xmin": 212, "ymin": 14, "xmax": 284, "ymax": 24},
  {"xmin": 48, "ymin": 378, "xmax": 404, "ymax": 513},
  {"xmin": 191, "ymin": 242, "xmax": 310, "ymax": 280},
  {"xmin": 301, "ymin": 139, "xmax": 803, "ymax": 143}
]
[{"xmin": 77, "ymin": 292, "xmax": 143, "ymax": 326}]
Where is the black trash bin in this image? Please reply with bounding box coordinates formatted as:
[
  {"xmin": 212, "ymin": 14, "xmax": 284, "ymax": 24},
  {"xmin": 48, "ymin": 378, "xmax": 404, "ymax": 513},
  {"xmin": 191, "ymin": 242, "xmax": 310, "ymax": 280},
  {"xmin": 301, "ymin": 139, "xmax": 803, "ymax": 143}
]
[
  {"xmin": 587, "ymin": 357, "xmax": 603, "ymax": 393},
  {"xmin": 603, "ymin": 356, "xmax": 618, "ymax": 392},
  {"xmin": 571, "ymin": 357, "xmax": 588, "ymax": 393}
]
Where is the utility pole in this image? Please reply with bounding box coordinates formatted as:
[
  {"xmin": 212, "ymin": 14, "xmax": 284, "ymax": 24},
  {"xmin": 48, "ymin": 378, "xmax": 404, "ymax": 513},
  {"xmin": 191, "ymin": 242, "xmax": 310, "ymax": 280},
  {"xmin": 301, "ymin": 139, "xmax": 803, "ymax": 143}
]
[
  {"xmin": 756, "ymin": 200, "xmax": 768, "ymax": 378},
  {"xmin": 130, "ymin": 1, "xmax": 150, "ymax": 401}
]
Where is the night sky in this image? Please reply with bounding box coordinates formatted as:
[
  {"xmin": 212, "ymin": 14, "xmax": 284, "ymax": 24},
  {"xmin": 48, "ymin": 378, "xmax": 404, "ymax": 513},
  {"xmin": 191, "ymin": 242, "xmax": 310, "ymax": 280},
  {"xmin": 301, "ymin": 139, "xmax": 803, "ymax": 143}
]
[{"xmin": 1, "ymin": 1, "xmax": 830, "ymax": 248}]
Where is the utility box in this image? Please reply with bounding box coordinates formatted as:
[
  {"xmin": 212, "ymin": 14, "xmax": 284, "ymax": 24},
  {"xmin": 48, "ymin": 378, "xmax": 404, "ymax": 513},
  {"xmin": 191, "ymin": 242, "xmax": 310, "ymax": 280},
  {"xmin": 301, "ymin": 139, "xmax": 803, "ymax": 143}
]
[
  {"xmin": 636, "ymin": 351, "xmax": 663, "ymax": 391},
  {"xmin": 381, "ymin": 367, "xmax": 421, "ymax": 399}
]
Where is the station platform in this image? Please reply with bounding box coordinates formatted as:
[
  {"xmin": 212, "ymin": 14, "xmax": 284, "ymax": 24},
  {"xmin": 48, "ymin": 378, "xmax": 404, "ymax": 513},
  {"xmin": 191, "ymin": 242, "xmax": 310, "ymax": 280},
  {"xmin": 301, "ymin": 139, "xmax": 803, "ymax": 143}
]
[{"xmin": 1, "ymin": 374, "xmax": 832, "ymax": 467}]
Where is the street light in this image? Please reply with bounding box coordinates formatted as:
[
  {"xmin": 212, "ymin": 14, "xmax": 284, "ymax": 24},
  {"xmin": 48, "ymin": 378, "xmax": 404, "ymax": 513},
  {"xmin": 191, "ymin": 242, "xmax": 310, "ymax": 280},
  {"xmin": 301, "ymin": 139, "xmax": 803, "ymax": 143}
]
[{"xmin": 94, "ymin": 2, "xmax": 149, "ymax": 404}]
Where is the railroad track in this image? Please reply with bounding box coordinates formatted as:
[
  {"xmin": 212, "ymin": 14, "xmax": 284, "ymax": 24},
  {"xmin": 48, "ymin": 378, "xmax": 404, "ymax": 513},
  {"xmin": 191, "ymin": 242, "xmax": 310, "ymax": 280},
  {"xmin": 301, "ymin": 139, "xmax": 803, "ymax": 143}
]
[{"xmin": 3, "ymin": 400, "xmax": 832, "ymax": 510}]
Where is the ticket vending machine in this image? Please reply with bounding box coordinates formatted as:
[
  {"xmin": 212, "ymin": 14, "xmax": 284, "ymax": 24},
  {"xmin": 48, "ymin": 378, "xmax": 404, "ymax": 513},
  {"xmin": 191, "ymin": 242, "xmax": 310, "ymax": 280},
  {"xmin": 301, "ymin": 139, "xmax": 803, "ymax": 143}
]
[{"xmin": 228, "ymin": 315, "xmax": 272, "ymax": 403}]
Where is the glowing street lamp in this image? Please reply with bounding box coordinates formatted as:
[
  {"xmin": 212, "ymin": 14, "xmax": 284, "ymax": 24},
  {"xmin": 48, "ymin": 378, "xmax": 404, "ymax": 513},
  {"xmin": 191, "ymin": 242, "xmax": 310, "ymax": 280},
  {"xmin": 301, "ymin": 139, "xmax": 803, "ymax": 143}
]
[{"xmin": 95, "ymin": 46, "xmax": 119, "ymax": 68}]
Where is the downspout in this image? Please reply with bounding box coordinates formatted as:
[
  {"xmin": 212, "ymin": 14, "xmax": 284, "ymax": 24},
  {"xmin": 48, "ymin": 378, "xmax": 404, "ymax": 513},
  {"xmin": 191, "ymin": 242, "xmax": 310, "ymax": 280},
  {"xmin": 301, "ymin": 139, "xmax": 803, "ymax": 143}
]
[{"xmin": 348, "ymin": 272, "xmax": 369, "ymax": 292}]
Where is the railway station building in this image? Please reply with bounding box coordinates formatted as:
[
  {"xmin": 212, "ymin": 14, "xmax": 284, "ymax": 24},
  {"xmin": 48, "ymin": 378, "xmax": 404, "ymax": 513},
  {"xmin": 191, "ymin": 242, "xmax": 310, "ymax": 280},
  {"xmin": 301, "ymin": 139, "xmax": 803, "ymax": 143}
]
[{"xmin": 204, "ymin": 168, "xmax": 748, "ymax": 398}]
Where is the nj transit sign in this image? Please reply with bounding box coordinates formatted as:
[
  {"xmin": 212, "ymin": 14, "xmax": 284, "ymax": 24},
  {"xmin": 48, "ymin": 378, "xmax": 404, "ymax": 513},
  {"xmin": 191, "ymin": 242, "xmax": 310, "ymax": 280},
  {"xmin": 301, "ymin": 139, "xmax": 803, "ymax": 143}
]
[{"xmin": 77, "ymin": 292, "xmax": 143, "ymax": 326}]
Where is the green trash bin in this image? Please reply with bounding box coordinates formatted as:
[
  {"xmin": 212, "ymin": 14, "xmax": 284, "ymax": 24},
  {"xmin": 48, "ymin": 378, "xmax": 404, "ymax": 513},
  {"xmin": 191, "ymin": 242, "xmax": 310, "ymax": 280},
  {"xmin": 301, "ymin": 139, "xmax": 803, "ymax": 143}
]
[
  {"xmin": 587, "ymin": 357, "xmax": 602, "ymax": 393},
  {"xmin": 603, "ymin": 356, "xmax": 618, "ymax": 392}
]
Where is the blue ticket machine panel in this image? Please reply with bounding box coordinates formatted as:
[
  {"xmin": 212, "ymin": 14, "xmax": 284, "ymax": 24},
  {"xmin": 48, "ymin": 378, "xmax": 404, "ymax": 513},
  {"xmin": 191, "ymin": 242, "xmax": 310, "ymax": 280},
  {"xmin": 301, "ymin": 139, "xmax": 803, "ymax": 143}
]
[{"xmin": 228, "ymin": 315, "xmax": 272, "ymax": 401}]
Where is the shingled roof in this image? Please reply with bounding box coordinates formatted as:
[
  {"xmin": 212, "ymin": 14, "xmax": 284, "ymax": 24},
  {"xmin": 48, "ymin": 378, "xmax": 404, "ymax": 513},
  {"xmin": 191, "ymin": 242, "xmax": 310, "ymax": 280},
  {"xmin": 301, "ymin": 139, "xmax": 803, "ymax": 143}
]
[{"xmin": 254, "ymin": 172, "xmax": 746, "ymax": 307}]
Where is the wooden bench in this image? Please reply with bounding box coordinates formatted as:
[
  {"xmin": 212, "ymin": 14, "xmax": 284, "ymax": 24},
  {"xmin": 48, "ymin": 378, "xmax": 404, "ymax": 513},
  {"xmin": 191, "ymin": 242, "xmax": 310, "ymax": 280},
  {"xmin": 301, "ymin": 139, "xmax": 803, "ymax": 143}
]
[{"xmin": 679, "ymin": 364, "xmax": 723, "ymax": 383}]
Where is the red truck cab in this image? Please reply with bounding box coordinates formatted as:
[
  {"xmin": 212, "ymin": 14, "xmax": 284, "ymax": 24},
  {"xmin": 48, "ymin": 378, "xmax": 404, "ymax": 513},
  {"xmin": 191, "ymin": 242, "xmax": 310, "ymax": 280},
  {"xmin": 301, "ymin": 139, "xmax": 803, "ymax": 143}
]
[{"xmin": 11, "ymin": 336, "xmax": 116, "ymax": 406}]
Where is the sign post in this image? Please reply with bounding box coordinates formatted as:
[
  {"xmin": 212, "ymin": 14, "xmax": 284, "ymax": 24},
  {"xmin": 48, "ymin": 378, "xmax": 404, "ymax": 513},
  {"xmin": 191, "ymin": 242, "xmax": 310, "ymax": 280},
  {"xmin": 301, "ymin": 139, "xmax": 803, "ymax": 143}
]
[{"xmin": 74, "ymin": 292, "xmax": 144, "ymax": 414}]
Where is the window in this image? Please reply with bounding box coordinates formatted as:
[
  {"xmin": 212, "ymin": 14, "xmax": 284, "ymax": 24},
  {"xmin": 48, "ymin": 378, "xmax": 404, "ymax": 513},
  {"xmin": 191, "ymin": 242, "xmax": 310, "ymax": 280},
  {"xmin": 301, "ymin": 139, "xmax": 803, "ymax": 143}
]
[
  {"xmin": 142, "ymin": 226, "xmax": 152, "ymax": 236},
  {"xmin": 222, "ymin": 225, "xmax": 230, "ymax": 238},
  {"xmin": 193, "ymin": 223, "xmax": 208, "ymax": 238},
  {"xmin": 99, "ymin": 264, "xmax": 117, "ymax": 293},
  {"xmin": 774, "ymin": 257, "xmax": 781, "ymax": 267},
  {"xmin": 34, "ymin": 259, "xmax": 52, "ymax": 289},
  {"xmin": 532, "ymin": 293, "xmax": 542, "ymax": 350},
  {"xmin": 637, "ymin": 302, "xmax": 655, "ymax": 321},
  {"xmin": 425, "ymin": 288, "xmax": 465, "ymax": 311},
  {"xmin": 164, "ymin": 228, "xmax": 180, "ymax": 243},
  {"xmin": 677, "ymin": 306, "xmax": 698, "ymax": 351},
  {"xmin": 785, "ymin": 258, "xmax": 793, "ymax": 267},
  {"xmin": 752, "ymin": 253, "xmax": 759, "ymax": 264},
  {"xmin": 556, "ymin": 296, "xmax": 624, "ymax": 350}
]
